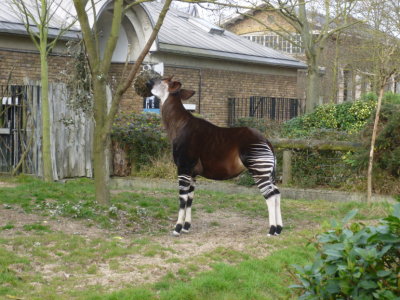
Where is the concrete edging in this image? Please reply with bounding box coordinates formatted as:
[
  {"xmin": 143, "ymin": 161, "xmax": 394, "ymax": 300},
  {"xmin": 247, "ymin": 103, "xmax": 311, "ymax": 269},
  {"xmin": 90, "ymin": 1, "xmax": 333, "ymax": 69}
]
[{"xmin": 111, "ymin": 177, "xmax": 396, "ymax": 203}]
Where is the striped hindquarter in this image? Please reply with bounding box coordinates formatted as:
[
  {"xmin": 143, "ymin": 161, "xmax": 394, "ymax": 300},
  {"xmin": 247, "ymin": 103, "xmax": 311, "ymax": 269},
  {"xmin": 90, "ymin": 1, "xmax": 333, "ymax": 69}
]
[{"xmin": 243, "ymin": 143, "xmax": 283, "ymax": 236}]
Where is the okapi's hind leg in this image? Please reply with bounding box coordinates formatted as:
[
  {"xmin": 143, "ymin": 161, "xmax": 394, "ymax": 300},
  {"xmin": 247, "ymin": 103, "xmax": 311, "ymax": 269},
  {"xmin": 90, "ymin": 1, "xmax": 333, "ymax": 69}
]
[
  {"xmin": 244, "ymin": 143, "xmax": 283, "ymax": 236},
  {"xmin": 173, "ymin": 175, "xmax": 195, "ymax": 236}
]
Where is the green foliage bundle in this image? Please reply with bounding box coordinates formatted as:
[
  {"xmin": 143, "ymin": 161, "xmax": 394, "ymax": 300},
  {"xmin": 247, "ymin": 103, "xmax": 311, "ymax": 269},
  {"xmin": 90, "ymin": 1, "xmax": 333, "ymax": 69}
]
[
  {"xmin": 293, "ymin": 202, "xmax": 400, "ymax": 299},
  {"xmin": 112, "ymin": 113, "xmax": 169, "ymax": 170},
  {"xmin": 283, "ymin": 98, "xmax": 376, "ymax": 139}
]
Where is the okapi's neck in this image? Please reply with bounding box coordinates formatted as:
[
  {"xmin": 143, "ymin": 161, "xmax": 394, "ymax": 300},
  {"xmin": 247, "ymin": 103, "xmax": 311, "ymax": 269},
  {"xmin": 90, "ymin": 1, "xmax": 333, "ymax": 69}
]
[{"xmin": 161, "ymin": 95, "xmax": 192, "ymax": 140}]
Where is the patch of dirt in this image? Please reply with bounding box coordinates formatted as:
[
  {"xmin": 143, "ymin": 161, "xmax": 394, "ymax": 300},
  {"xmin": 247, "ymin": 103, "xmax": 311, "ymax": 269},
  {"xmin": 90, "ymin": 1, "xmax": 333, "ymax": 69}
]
[
  {"xmin": 0, "ymin": 181, "xmax": 18, "ymax": 188},
  {"xmin": 0, "ymin": 206, "xmax": 107, "ymax": 239},
  {"xmin": 0, "ymin": 204, "xmax": 280, "ymax": 292},
  {"xmin": 73, "ymin": 210, "xmax": 276, "ymax": 290}
]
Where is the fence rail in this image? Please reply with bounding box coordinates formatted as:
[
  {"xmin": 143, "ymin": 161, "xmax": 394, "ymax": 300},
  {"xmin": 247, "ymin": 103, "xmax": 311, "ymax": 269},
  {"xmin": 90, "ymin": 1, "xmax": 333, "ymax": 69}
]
[{"xmin": 228, "ymin": 96, "xmax": 299, "ymax": 126}]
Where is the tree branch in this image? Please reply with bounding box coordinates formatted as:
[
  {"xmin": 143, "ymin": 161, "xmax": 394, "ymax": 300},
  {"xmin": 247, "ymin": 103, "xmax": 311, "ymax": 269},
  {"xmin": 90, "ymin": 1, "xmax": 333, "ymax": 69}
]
[
  {"xmin": 100, "ymin": 0, "xmax": 124, "ymax": 76},
  {"xmin": 73, "ymin": 0, "xmax": 99, "ymax": 71},
  {"xmin": 105, "ymin": 0, "xmax": 173, "ymax": 133}
]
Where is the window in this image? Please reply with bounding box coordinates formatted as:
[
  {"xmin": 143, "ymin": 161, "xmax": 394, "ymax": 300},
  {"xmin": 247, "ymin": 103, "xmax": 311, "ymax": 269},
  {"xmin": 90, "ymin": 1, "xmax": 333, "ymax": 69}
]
[{"xmin": 244, "ymin": 33, "xmax": 304, "ymax": 54}]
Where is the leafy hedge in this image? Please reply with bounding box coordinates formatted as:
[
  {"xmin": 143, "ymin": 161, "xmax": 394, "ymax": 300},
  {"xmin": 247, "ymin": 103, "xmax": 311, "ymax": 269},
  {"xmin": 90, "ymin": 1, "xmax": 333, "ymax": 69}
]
[
  {"xmin": 111, "ymin": 113, "xmax": 169, "ymax": 170},
  {"xmin": 293, "ymin": 201, "xmax": 400, "ymax": 299},
  {"xmin": 351, "ymin": 102, "xmax": 400, "ymax": 178},
  {"xmin": 283, "ymin": 96, "xmax": 377, "ymax": 139}
]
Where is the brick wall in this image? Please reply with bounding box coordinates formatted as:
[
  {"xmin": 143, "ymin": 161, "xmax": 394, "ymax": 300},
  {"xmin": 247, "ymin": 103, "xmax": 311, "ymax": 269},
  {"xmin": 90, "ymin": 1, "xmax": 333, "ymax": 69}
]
[
  {"xmin": 225, "ymin": 10, "xmax": 296, "ymax": 36},
  {"xmin": 0, "ymin": 49, "xmax": 299, "ymax": 126},
  {"xmin": 113, "ymin": 64, "xmax": 298, "ymax": 126},
  {"xmin": 0, "ymin": 49, "xmax": 72, "ymax": 85}
]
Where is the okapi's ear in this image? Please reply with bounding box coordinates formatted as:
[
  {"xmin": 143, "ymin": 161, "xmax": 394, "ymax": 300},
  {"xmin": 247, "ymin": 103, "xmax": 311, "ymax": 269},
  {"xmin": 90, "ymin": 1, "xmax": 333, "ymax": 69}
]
[
  {"xmin": 180, "ymin": 89, "xmax": 195, "ymax": 100},
  {"xmin": 168, "ymin": 80, "xmax": 182, "ymax": 94}
]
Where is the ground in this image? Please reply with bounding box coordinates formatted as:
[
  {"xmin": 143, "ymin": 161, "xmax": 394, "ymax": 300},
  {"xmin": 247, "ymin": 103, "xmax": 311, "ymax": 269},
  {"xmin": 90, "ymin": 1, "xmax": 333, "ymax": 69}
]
[
  {"xmin": 0, "ymin": 206, "xmax": 272, "ymax": 287},
  {"xmin": 0, "ymin": 176, "xmax": 392, "ymax": 300}
]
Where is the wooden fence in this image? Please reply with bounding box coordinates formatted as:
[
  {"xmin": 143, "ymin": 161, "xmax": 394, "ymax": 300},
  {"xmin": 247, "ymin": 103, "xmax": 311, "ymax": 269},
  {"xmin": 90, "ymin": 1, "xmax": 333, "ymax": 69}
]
[{"xmin": 0, "ymin": 83, "xmax": 93, "ymax": 179}]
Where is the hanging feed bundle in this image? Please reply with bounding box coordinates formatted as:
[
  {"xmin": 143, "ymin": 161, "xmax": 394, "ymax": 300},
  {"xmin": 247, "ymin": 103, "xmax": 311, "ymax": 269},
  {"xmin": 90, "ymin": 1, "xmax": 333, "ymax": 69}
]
[{"xmin": 133, "ymin": 69, "xmax": 162, "ymax": 97}]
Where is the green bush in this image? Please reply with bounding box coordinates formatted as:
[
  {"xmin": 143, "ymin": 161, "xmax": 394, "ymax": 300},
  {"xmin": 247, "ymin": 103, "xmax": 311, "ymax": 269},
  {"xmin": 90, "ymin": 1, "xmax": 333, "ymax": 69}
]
[
  {"xmin": 112, "ymin": 112, "xmax": 169, "ymax": 170},
  {"xmin": 349, "ymin": 103, "xmax": 400, "ymax": 178},
  {"xmin": 383, "ymin": 92, "xmax": 400, "ymax": 104},
  {"xmin": 231, "ymin": 117, "xmax": 283, "ymax": 137},
  {"xmin": 292, "ymin": 202, "xmax": 400, "ymax": 299},
  {"xmin": 283, "ymin": 97, "xmax": 377, "ymax": 138}
]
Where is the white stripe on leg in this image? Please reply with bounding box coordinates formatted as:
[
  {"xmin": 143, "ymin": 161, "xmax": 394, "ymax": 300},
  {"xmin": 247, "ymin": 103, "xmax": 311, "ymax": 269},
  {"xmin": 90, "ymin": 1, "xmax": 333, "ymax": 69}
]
[
  {"xmin": 275, "ymin": 193, "xmax": 283, "ymax": 227},
  {"xmin": 266, "ymin": 197, "xmax": 277, "ymax": 228}
]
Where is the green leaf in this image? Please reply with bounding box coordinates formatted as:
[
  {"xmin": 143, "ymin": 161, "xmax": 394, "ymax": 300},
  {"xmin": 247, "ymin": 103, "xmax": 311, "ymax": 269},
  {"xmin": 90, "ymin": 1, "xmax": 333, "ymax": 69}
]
[
  {"xmin": 342, "ymin": 209, "xmax": 358, "ymax": 224},
  {"xmin": 325, "ymin": 280, "xmax": 340, "ymax": 294},
  {"xmin": 392, "ymin": 203, "xmax": 400, "ymax": 218},
  {"xmin": 359, "ymin": 280, "xmax": 378, "ymax": 289},
  {"xmin": 377, "ymin": 270, "xmax": 392, "ymax": 277},
  {"xmin": 325, "ymin": 264, "xmax": 337, "ymax": 275},
  {"xmin": 378, "ymin": 245, "xmax": 392, "ymax": 256},
  {"xmin": 324, "ymin": 249, "xmax": 343, "ymax": 259},
  {"xmin": 369, "ymin": 234, "xmax": 400, "ymax": 243},
  {"xmin": 289, "ymin": 284, "xmax": 304, "ymax": 289}
]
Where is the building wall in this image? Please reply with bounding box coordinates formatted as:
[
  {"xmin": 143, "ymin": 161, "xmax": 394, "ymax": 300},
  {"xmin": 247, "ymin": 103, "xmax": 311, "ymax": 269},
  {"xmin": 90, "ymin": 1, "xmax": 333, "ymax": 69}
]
[
  {"xmin": 1, "ymin": 37, "xmax": 300, "ymax": 127},
  {"xmin": 0, "ymin": 48, "xmax": 71, "ymax": 85},
  {"xmin": 226, "ymin": 10, "xmax": 296, "ymax": 36},
  {"xmin": 115, "ymin": 64, "xmax": 299, "ymax": 127},
  {"xmin": 226, "ymin": 12, "xmax": 400, "ymax": 104}
]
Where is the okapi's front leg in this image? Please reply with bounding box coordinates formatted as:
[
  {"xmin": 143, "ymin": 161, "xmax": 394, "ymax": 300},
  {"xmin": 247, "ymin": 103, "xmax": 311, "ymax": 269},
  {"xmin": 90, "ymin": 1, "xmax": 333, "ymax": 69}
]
[
  {"xmin": 173, "ymin": 174, "xmax": 193, "ymax": 236},
  {"xmin": 182, "ymin": 179, "xmax": 195, "ymax": 233}
]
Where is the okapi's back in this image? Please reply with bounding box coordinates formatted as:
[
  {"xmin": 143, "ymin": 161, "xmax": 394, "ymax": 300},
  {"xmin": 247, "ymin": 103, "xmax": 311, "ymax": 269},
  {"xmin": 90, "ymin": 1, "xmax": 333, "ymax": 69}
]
[{"xmin": 180, "ymin": 117, "xmax": 269, "ymax": 180}]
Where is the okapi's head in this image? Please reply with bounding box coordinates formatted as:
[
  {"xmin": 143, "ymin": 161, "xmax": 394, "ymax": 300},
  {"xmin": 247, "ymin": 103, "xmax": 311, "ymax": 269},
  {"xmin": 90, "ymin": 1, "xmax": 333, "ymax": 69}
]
[{"xmin": 146, "ymin": 76, "xmax": 195, "ymax": 106}]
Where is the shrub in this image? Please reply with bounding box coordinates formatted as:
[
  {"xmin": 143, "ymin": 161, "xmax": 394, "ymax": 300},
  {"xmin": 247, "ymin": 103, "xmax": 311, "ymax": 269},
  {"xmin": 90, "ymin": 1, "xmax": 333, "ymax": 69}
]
[
  {"xmin": 112, "ymin": 112, "xmax": 169, "ymax": 170},
  {"xmin": 350, "ymin": 103, "xmax": 400, "ymax": 178},
  {"xmin": 283, "ymin": 97, "xmax": 377, "ymax": 138},
  {"xmin": 231, "ymin": 118, "xmax": 283, "ymax": 137},
  {"xmin": 135, "ymin": 153, "xmax": 177, "ymax": 179},
  {"xmin": 292, "ymin": 202, "xmax": 400, "ymax": 299}
]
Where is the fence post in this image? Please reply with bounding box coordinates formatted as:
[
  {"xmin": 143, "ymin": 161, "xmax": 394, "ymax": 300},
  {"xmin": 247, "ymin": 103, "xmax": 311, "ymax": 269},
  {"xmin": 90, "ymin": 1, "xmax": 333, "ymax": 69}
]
[{"xmin": 282, "ymin": 150, "xmax": 292, "ymax": 185}]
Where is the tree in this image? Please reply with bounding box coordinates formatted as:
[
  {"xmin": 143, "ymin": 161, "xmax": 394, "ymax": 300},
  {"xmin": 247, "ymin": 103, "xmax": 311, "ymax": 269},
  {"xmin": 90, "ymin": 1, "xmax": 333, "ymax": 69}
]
[
  {"xmin": 7, "ymin": 0, "xmax": 77, "ymax": 181},
  {"xmin": 230, "ymin": 0, "xmax": 360, "ymax": 113},
  {"xmin": 72, "ymin": 0, "xmax": 173, "ymax": 205},
  {"xmin": 359, "ymin": 0, "xmax": 400, "ymax": 202}
]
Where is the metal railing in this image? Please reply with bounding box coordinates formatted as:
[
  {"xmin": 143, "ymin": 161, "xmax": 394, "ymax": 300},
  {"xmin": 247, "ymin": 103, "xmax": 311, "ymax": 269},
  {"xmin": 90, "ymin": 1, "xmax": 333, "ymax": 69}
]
[{"xmin": 228, "ymin": 96, "xmax": 299, "ymax": 126}]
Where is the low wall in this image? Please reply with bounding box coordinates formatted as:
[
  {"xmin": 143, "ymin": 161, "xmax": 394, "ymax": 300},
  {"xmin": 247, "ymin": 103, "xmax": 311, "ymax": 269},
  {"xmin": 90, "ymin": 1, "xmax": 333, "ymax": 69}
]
[{"xmin": 111, "ymin": 177, "xmax": 396, "ymax": 203}]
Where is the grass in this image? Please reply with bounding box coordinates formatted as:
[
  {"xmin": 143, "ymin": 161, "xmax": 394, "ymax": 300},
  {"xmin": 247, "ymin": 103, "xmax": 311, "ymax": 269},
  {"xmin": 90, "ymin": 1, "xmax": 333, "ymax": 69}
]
[{"xmin": 0, "ymin": 175, "xmax": 394, "ymax": 299}]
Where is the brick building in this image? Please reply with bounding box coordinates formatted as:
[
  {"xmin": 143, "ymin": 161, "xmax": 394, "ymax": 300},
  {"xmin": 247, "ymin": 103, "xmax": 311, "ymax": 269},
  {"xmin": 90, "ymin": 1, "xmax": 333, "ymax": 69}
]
[
  {"xmin": 0, "ymin": 1, "xmax": 305, "ymax": 177},
  {"xmin": 99, "ymin": 1, "xmax": 307, "ymax": 126},
  {"xmin": 222, "ymin": 7, "xmax": 400, "ymax": 105},
  {"xmin": 0, "ymin": 1, "xmax": 306, "ymax": 126}
]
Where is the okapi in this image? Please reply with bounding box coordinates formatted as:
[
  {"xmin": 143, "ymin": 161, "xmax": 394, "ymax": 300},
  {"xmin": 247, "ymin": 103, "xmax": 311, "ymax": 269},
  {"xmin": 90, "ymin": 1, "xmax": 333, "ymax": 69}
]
[{"xmin": 146, "ymin": 77, "xmax": 283, "ymax": 237}]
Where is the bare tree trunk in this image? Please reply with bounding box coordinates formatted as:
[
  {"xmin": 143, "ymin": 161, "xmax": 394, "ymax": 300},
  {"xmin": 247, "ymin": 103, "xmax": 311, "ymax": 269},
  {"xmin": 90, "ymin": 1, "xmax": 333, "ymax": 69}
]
[
  {"xmin": 40, "ymin": 40, "xmax": 53, "ymax": 182},
  {"xmin": 367, "ymin": 83, "xmax": 385, "ymax": 202},
  {"xmin": 92, "ymin": 79, "xmax": 111, "ymax": 205}
]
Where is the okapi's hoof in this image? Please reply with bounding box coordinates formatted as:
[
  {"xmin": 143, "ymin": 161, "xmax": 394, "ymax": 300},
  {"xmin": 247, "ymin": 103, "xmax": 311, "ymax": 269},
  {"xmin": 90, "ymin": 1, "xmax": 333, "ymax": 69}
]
[
  {"xmin": 267, "ymin": 225, "xmax": 277, "ymax": 237},
  {"xmin": 173, "ymin": 224, "xmax": 182, "ymax": 236},
  {"xmin": 182, "ymin": 222, "xmax": 191, "ymax": 233},
  {"xmin": 275, "ymin": 225, "xmax": 283, "ymax": 235}
]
